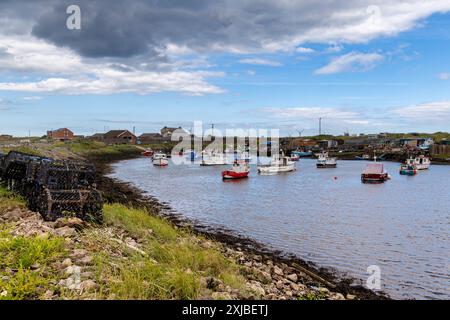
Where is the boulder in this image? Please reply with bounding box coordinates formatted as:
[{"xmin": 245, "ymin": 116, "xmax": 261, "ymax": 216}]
[{"xmin": 287, "ymin": 273, "xmax": 298, "ymax": 283}]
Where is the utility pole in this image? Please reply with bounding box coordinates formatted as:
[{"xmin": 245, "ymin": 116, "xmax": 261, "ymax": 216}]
[{"xmin": 319, "ymin": 118, "xmax": 322, "ymax": 136}]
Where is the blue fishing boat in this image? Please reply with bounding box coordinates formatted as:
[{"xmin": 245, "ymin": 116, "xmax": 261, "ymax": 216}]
[{"xmin": 291, "ymin": 150, "xmax": 313, "ymax": 157}]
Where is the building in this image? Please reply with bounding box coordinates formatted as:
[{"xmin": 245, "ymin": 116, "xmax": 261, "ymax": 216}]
[
  {"xmin": 160, "ymin": 126, "xmax": 188, "ymax": 138},
  {"xmin": 289, "ymin": 138, "xmax": 317, "ymax": 148},
  {"xmin": 318, "ymin": 140, "xmax": 339, "ymax": 149},
  {"xmin": 398, "ymin": 138, "xmax": 434, "ymax": 149},
  {"xmin": 101, "ymin": 130, "xmax": 137, "ymax": 145},
  {"xmin": 432, "ymin": 144, "xmax": 450, "ymax": 155},
  {"xmin": 47, "ymin": 128, "xmax": 74, "ymax": 141},
  {"xmin": 139, "ymin": 133, "xmax": 164, "ymax": 144}
]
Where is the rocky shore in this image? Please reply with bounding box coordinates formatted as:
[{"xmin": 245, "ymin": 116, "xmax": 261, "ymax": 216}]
[
  {"xmin": 89, "ymin": 151, "xmax": 389, "ymax": 300},
  {"xmin": 1, "ymin": 143, "xmax": 389, "ymax": 300}
]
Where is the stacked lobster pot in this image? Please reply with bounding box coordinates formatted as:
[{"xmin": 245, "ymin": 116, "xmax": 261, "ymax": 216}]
[{"xmin": 0, "ymin": 151, "xmax": 103, "ymax": 222}]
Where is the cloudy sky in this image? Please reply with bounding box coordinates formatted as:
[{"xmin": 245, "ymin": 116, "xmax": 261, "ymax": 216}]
[{"xmin": 1, "ymin": 0, "xmax": 450, "ymax": 136}]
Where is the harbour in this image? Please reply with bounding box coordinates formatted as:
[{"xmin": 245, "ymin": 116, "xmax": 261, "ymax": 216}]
[{"xmin": 110, "ymin": 157, "xmax": 450, "ymax": 300}]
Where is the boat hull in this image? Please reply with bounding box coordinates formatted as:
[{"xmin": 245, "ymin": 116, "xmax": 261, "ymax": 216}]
[
  {"xmin": 257, "ymin": 164, "xmax": 295, "ymax": 174},
  {"xmin": 222, "ymin": 170, "xmax": 249, "ymax": 179},
  {"xmin": 317, "ymin": 163, "xmax": 337, "ymax": 168},
  {"xmin": 153, "ymin": 159, "xmax": 169, "ymax": 166},
  {"xmin": 361, "ymin": 173, "xmax": 388, "ymax": 183}
]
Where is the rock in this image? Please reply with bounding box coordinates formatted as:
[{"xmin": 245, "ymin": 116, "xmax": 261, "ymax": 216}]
[
  {"xmin": 61, "ymin": 258, "xmax": 72, "ymax": 268},
  {"xmin": 285, "ymin": 290, "xmax": 293, "ymax": 297},
  {"xmin": 81, "ymin": 271, "xmax": 94, "ymax": 279},
  {"xmin": 246, "ymin": 282, "xmax": 265, "ymax": 297},
  {"xmin": 211, "ymin": 292, "xmax": 233, "ymax": 300},
  {"xmin": 290, "ymin": 282, "xmax": 300, "ymax": 292},
  {"xmin": 54, "ymin": 217, "xmax": 86, "ymax": 229},
  {"xmin": 319, "ymin": 287, "xmax": 330, "ymax": 294},
  {"xmin": 253, "ymin": 268, "xmax": 272, "ymax": 284},
  {"xmin": 71, "ymin": 249, "xmax": 88, "ymax": 258},
  {"xmin": 205, "ymin": 277, "xmax": 223, "ymax": 290},
  {"xmin": 346, "ymin": 293, "xmax": 356, "ymax": 300},
  {"xmin": 78, "ymin": 256, "xmax": 93, "ymax": 265},
  {"xmin": 55, "ymin": 226, "xmax": 77, "ymax": 238},
  {"xmin": 332, "ymin": 293, "xmax": 346, "ymax": 300},
  {"xmin": 244, "ymin": 261, "xmax": 253, "ymax": 268},
  {"xmin": 276, "ymin": 280, "xmax": 284, "ymax": 290},
  {"xmin": 272, "ymin": 265, "xmax": 284, "ymax": 276},
  {"xmin": 1, "ymin": 276, "xmax": 9, "ymax": 282},
  {"xmin": 42, "ymin": 290, "xmax": 54, "ymax": 300},
  {"xmin": 287, "ymin": 273, "xmax": 298, "ymax": 283},
  {"xmin": 65, "ymin": 265, "xmax": 81, "ymax": 275},
  {"xmin": 80, "ymin": 280, "xmax": 99, "ymax": 292}
]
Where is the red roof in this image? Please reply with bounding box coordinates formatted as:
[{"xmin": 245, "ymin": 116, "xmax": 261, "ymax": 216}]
[{"xmin": 363, "ymin": 163, "xmax": 384, "ymax": 174}]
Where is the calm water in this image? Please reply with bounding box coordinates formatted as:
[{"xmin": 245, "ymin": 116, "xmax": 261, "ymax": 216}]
[{"xmin": 110, "ymin": 157, "xmax": 450, "ymax": 299}]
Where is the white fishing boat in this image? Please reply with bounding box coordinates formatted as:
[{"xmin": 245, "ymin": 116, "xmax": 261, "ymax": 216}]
[
  {"xmin": 406, "ymin": 155, "xmax": 430, "ymax": 170},
  {"xmin": 316, "ymin": 152, "xmax": 337, "ymax": 168},
  {"xmin": 257, "ymin": 156, "xmax": 295, "ymax": 174},
  {"xmin": 152, "ymin": 153, "xmax": 169, "ymax": 166},
  {"xmin": 200, "ymin": 151, "xmax": 226, "ymax": 166}
]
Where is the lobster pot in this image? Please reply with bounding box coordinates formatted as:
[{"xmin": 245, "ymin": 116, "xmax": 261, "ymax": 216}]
[{"xmin": 38, "ymin": 188, "xmax": 103, "ymax": 222}]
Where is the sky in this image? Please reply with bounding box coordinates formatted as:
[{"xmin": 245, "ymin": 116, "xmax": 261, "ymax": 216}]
[{"xmin": 1, "ymin": 0, "xmax": 450, "ymax": 137}]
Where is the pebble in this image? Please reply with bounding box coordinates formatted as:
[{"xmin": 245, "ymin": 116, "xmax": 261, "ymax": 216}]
[
  {"xmin": 80, "ymin": 280, "xmax": 99, "ymax": 292},
  {"xmin": 61, "ymin": 258, "xmax": 72, "ymax": 268},
  {"xmin": 287, "ymin": 273, "xmax": 298, "ymax": 283}
]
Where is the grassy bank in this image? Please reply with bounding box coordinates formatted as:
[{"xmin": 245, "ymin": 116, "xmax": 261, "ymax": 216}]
[{"xmin": 0, "ymin": 185, "xmax": 250, "ymax": 300}]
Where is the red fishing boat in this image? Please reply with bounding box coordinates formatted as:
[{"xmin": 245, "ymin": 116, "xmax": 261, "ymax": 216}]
[
  {"xmin": 222, "ymin": 161, "xmax": 250, "ymax": 180},
  {"xmin": 361, "ymin": 163, "xmax": 389, "ymax": 183},
  {"xmin": 142, "ymin": 149, "xmax": 154, "ymax": 157}
]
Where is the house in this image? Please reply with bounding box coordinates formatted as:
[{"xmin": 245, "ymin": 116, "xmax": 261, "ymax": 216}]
[
  {"xmin": 139, "ymin": 133, "xmax": 164, "ymax": 144},
  {"xmin": 89, "ymin": 133, "xmax": 105, "ymax": 142},
  {"xmin": 47, "ymin": 128, "xmax": 74, "ymax": 141},
  {"xmin": 160, "ymin": 126, "xmax": 188, "ymax": 138},
  {"xmin": 318, "ymin": 140, "xmax": 339, "ymax": 149},
  {"xmin": 289, "ymin": 138, "xmax": 317, "ymax": 148},
  {"xmin": 398, "ymin": 138, "xmax": 434, "ymax": 149},
  {"xmin": 102, "ymin": 130, "xmax": 137, "ymax": 145},
  {"xmin": 0, "ymin": 134, "xmax": 13, "ymax": 140}
]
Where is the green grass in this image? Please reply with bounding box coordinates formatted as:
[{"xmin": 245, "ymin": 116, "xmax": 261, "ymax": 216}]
[
  {"xmin": 0, "ymin": 146, "xmax": 44, "ymax": 157},
  {"xmin": 0, "ymin": 226, "xmax": 66, "ymax": 300},
  {"xmin": 0, "ymin": 186, "xmax": 25, "ymax": 213},
  {"xmin": 83, "ymin": 204, "xmax": 247, "ymax": 299}
]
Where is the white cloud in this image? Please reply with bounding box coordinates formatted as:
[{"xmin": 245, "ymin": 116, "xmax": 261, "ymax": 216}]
[
  {"xmin": 22, "ymin": 96, "xmax": 42, "ymax": 101},
  {"xmin": 239, "ymin": 58, "xmax": 282, "ymax": 67},
  {"xmin": 0, "ymin": 35, "xmax": 224, "ymax": 96},
  {"xmin": 392, "ymin": 101, "xmax": 450, "ymax": 120},
  {"xmin": 264, "ymin": 107, "xmax": 359, "ymax": 120},
  {"xmin": 296, "ymin": 47, "xmax": 315, "ymax": 53},
  {"xmin": 315, "ymin": 52, "xmax": 384, "ymax": 75},
  {"xmin": 438, "ymin": 73, "xmax": 450, "ymax": 80}
]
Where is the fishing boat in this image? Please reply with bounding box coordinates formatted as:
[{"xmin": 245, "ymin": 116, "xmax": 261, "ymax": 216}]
[
  {"xmin": 200, "ymin": 151, "xmax": 226, "ymax": 166},
  {"xmin": 152, "ymin": 153, "xmax": 169, "ymax": 166},
  {"xmin": 399, "ymin": 164, "xmax": 417, "ymax": 176},
  {"xmin": 142, "ymin": 149, "xmax": 154, "ymax": 157},
  {"xmin": 355, "ymin": 154, "xmax": 371, "ymax": 160},
  {"xmin": 290, "ymin": 154, "xmax": 300, "ymax": 161},
  {"xmin": 222, "ymin": 161, "xmax": 250, "ymax": 180},
  {"xmin": 316, "ymin": 152, "xmax": 337, "ymax": 168},
  {"xmin": 257, "ymin": 156, "xmax": 295, "ymax": 174},
  {"xmin": 361, "ymin": 162, "xmax": 388, "ymax": 183},
  {"xmin": 291, "ymin": 150, "xmax": 313, "ymax": 157},
  {"xmin": 406, "ymin": 155, "xmax": 430, "ymax": 170}
]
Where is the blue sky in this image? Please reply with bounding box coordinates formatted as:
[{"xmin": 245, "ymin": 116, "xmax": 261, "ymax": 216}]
[{"xmin": 1, "ymin": 1, "xmax": 450, "ymax": 137}]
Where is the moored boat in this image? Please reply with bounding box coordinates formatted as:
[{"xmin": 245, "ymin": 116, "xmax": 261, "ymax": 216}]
[
  {"xmin": 290, "ymin": 154, "xmax": 300, "ymax": 161},
  {"xmin": 355, "ymin": 154, "xmax": 371, "ymax": 160},
  {"xmin": 399, "ymin": 164, "xmax": 417, "ymax": 176},
  {"xmin": 257, "ymin": 156, "xmax": 295, "ymax": 174},
  {"xmin": 142, "ymin": 149, "xmax": 154, "ymax": 157},
  {"xmin": 291, "ymin": 150, "xmax": 313, "ymax": 157},
  {"xmin": 222, "ymin": 161, "xmax": 250, "ymax": 179},
  {"xmin": 152, "ymin": 153, "xmax": 169, "ymax": 166},
  {"xmin": 406, "ymin": 155, "xmax": 430, "ymax": 170},
  {"xmin": 316, "ymin": 152, "xmax": 337, "ymax": 168},
  {"xmin": 200, "ymin": 152, "xmax": 226, "ymax": 166},
  {"xmin": 361, "ymin": 162, "xmax": 388, "ymax": 183}
]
